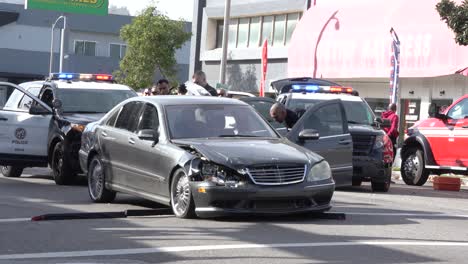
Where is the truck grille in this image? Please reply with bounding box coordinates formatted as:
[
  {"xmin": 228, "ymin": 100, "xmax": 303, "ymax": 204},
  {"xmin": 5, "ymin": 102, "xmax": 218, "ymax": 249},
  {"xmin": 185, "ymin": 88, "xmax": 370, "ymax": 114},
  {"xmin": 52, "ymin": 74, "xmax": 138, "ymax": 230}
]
[
  {"xmin": 352, "ymin": 135, "xmax": 375, "ymax": 156},
  {"xmin": 246, "ymin": 165, "xmax": 307, "ymax": 186}
]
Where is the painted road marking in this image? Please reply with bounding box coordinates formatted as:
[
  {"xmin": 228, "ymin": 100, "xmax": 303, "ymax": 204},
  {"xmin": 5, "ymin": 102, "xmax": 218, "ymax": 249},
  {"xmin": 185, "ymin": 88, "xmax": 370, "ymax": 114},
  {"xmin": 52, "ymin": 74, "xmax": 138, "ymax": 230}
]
[
  {"xmin": 1, "ymin": 241, "xmax": 468, "ymax": 260},
  {"xmin": 0, "ymin": 218, "xmax": 30, "ymax": 223}
]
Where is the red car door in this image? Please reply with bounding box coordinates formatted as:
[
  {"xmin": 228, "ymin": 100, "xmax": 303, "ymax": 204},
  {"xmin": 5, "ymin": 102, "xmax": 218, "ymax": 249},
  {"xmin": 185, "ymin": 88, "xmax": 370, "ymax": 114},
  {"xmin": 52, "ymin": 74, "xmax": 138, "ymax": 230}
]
[{"xmin": 445, "ymin": 97, "xmax": 468, "ymax": 167}]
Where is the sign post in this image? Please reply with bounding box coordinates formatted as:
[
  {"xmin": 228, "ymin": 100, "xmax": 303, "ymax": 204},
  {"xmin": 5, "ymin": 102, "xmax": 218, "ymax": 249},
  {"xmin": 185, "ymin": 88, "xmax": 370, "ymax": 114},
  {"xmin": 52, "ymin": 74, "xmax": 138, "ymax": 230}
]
[{"xmin": 259, "ymin": 39, "xmax": 268, "ymax": 97}]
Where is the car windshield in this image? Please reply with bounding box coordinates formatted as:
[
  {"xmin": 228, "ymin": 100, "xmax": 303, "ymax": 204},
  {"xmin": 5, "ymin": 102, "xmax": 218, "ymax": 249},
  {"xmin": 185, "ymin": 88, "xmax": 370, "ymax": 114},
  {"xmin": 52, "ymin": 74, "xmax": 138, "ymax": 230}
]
[
  {"xmin": 166, "ymin": 104, "xmax": 279, "ymax": 139},
  {"xmin": 56, "ymin": 89, "xmax": 136, "ymax": 113},
  {"xmin": 289, "ymin": 99, "xmax": 375, "ymax": 125}
]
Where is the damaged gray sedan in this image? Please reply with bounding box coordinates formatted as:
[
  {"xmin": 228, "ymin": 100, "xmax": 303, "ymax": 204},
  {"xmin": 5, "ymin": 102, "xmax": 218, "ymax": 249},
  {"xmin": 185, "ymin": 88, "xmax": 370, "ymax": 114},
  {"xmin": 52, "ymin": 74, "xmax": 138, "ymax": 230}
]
[{"xmin": 79, "ymin": 96, "xmax": 334, "ymax": 218}]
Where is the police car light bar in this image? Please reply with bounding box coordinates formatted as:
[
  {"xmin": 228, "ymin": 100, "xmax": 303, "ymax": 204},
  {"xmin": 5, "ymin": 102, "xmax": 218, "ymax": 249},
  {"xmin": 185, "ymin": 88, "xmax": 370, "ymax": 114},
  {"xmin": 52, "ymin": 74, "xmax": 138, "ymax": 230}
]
[
  {"xmin": 51, "ymin": 73, "xmax": 113, "ymax": 82},
  {"xmin": 292, "ymin": 84, "xmax": 353, "ymax": 94}
]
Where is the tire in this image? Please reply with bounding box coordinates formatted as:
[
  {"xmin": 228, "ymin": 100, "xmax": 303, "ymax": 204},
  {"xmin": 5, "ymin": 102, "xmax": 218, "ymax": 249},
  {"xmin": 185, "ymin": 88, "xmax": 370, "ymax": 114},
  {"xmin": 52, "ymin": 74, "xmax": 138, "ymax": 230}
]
[
  {"xmin": 51, "ymin": 142, "xmax": 76, "ymax": 185},
  {"xmin": 1, "ymin": 166, "xmax": 23, "ymax": 178},
  {"xmin": 170, "ymin": 168, "xmax": 196, "ymax": 219},
  {"xmin": 88, "ymin": 155, "xmax": 116, "ymax": 203},
  {"xmin": 401, "ymin": 147, "xmax": 430, "ymax": 186},
  {"xmin": 371, "ymin": 181, "xmax": 390, "ymax": 192},
  {"xmin": 352, "ymin": 177, "xmax": 362, "ymax": 186}
]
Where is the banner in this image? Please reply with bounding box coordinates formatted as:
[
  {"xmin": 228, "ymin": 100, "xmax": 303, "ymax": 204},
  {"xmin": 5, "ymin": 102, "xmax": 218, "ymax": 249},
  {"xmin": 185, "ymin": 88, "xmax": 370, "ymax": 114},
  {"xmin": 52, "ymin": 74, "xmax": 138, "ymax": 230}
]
[
  {"xmin": 260, "ymin": 39, "xmax": 268, "ymax": 97},
  {"xmin": 25, "ymin": 0, "xmax": 109, "ymax": 16},
  {"xmin": 390, "ymin": 28, "xmax": 400, "ymax": 104}
]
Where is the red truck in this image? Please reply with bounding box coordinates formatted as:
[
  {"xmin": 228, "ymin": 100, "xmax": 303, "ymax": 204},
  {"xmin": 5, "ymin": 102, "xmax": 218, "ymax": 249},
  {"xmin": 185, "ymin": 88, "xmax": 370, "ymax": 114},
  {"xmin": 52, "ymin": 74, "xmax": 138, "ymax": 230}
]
[{"xmin": 401, "ymin": 95, "xmax": 468, "ymax": 185}]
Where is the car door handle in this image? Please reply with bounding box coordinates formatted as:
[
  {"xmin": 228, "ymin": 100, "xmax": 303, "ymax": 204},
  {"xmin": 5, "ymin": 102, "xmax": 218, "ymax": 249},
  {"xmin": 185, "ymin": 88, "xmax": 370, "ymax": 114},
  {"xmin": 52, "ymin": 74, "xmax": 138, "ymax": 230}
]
[
  {"xmin": 0, "ymin": 117, "xmax": 7, "ymax": 121},
  {"xmin": 128, "ymin": 138, "xmax": 136, "ymax": 145},
  {"xmin": 338, "ymin": 139, "xmax": 352, "ymax": 145},
  {"xmin": 101, "ymin": 131, "xmax": 108, "ymax": 137}
]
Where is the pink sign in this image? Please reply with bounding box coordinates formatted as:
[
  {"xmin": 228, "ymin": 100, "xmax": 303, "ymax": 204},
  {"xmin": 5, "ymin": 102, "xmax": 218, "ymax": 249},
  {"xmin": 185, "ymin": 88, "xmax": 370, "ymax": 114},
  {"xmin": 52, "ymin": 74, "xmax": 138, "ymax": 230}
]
[{"xmin": 288, "ymin": 0, "xmax": 468, "ymax": 78}]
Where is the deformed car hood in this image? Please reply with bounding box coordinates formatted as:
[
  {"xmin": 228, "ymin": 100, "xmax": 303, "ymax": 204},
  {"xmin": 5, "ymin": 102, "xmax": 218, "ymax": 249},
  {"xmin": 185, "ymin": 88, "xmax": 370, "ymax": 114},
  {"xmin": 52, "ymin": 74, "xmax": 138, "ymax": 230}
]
[{"xmin": 172, "ymin": 138, "xmax": 322, "ymax": 169}]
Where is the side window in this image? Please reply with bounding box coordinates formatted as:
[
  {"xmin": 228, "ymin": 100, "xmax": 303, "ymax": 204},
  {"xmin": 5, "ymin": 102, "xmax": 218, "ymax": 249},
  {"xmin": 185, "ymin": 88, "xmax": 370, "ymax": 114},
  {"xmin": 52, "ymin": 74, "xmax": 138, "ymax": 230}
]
[
  {"xmin": 249, "ymin": 100, "xmax": 285, "ymax": 129},
  {"xmin": 302, "ymin": 103, "xmax": 344, "ymax": 137},
  {"xmin": 39, "ymin": 88, "xmax": 54, "ymax": 109},
  {"xmin": 115, "ymin": 102, "xmax": 144, "ymax": 133},
  {"xmin": 447, "ymin": 99, "xmax": 468, "ymax": 120},
  {"xmin": 18, "ymin": 87, "xmax": 41, "ymax": 110},
  {"xmin": 137, "ymin": 104, "xmax": 159, "ymax": 131},
  {"xmin": 106, "ymin": 107, "xmax": 121, "ymax": 127}
]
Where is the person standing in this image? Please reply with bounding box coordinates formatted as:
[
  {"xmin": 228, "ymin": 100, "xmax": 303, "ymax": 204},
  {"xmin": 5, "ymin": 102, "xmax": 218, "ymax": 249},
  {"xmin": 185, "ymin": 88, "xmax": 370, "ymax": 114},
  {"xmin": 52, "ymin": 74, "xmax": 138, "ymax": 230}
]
[
  {"xmin": 177, "ymin": 84, "xmax": 187, "ymax": 95},
  {"xmin": 382, "ymin": 103, "xmax": 399, "ymax": 162},
  {"xmin": 157, "ymin": 79, "xmax": 170, "ymax": 95},
  {"xmin": 192, "ymin": 71, "xmax": 218, "ymax": 96}
]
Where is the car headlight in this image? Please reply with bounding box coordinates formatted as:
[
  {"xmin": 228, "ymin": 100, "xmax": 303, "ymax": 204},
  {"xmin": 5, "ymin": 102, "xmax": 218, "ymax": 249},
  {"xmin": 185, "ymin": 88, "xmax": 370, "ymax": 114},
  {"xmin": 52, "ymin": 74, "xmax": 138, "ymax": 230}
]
[
  {"xmin": 200, "ymin": 162, "xmax": 244, "ymax": 187},
  {"xmin": 374, "ymin": 135, "xmax": 385, "ymax": 149},
  {"xmin": 307, "ymin": 161, "xmax": 332, "ymax": 182}
]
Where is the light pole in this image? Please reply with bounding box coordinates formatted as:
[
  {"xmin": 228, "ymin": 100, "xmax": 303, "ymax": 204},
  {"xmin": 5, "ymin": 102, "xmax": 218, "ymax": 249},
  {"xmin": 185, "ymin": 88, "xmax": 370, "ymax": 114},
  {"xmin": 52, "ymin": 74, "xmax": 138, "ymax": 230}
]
[
  {"xmin": 49, "ymin": 15, "xmax": 67, "ymax": 75},
  {"xmin": 218, "ymin": 0, "xmax": 231, "ymax": 85},
  {"xmin": 313, "ymin": 10, "xmax": 340, "ymax": 78}
]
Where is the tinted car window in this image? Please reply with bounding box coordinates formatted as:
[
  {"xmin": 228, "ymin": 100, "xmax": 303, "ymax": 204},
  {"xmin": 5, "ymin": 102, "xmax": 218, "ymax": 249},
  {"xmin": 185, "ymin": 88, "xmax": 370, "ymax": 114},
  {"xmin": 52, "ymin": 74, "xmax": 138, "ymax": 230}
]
[
  {"xmin": 106, "ymin": 107, "xmax": 121, "ymax": 127},
  {"xmin": 166, "ymin": 104, "xmax": 279, "ymax": 139},
  {"xmin": 246, "ymin": 100, "xmax": 285, "ymax": 129},
  {"xmin": 289, "ymin": 99, "xmax": 374, "ymax": 125},
  {"xmin": 300, "ymin": 103, "xmax": 344, "ymax": 137},
  {"xmin": 447, "ymin": 99, "xmax": 468, "ymax": 120},
  {"xmin": 55, "ymin": 89, "xmax": 136, "ymax": 113},
  {"xmin": 138, "ymin": 104, "xmax": 159, "ymax": 131},
  {"xmin": 115, "ymin": 102, "xmax": 144, "ymax": 133},
  {"xmin": 18, "ymin": 87, "xmax": 41, "ymax": 110}
]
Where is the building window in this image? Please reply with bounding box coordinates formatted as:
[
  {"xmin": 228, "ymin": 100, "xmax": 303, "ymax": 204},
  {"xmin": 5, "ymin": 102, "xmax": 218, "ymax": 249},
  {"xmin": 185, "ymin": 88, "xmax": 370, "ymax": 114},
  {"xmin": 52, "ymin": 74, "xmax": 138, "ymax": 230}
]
[
  {"xmin": 215, "ymin": 12, "xmax": 301, "ymax": 49},
  {"xmin": 75, "ymin": 40, "xmax": 96, "ymax": 56},
  {"xmin": 110, "ymin": 44, "xmax": 127, "ymax": 59}
]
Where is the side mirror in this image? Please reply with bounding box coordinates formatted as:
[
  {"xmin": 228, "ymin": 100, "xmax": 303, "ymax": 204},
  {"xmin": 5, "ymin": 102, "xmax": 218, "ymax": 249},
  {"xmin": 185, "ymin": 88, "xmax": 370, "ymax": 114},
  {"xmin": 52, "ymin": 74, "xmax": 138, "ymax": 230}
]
[
  {"xmin": 29, "ymin": 104, "xmax": 51, "ymax": 115},
  {"xmin": 298, "ymin": 129, "xmax": 320, "ymax": 141},
  {"xmin": 137, "ymin": 129, "xmax": 159, "ymax": 144}
]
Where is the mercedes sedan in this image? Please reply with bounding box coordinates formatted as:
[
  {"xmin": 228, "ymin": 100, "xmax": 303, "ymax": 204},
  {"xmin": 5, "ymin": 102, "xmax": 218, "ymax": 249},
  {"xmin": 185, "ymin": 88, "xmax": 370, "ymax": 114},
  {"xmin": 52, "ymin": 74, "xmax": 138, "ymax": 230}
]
[{"xmin": 79, "ymin": 96, "xmax": 335, "ymax": 218}]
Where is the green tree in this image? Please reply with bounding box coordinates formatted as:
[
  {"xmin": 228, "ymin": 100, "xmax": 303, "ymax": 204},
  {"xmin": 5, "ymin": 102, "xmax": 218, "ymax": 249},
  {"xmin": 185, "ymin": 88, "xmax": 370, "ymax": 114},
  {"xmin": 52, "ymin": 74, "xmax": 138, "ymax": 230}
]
[
  {"xmin": 114, "ymin": 6, "xmax": 191, "ymax": 90},
  {"xmin": 436, "ymin": 0, "xmax": 468, "ymax": 46}
]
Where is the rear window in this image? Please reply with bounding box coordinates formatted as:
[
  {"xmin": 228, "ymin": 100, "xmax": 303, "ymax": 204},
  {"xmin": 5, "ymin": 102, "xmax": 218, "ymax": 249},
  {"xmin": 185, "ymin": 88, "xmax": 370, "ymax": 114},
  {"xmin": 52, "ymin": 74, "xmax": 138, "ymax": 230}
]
[
  {"xmin": 288, "ymin": 99, "xmax": 375, "ymax": 126},
  {"xmin": 56, "ymin": 89, "xmax": 136, "ymax": 113}
]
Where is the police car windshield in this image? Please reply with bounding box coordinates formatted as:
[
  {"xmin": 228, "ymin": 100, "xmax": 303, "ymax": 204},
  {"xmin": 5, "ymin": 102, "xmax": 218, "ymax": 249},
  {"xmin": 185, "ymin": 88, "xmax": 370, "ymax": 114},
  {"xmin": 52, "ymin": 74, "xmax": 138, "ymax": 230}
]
[
  {"xmin": 56, "ymin": 89, "xmax": 136, "ymax": 113},
  {"xmin": 289, "ymin": 99, "xmax": 375, "ymax": 126},
  {"xmin": 166, "ymin": 104, "xmax": 279, "ymax": 140}
]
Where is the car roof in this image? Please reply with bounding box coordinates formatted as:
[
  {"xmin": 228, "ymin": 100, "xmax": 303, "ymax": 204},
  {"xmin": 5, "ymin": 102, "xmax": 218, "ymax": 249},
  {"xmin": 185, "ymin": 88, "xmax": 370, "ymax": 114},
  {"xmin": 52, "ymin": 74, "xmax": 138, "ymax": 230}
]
[
  {"xmin": 18, "ymin": 80, "xmax": 133, "ymax": 91},
  {"xmin": 135, "ymin": 95, "xmax": 250, "ymax": 106},
  {"xmin": 289, "ymin": 92, "xmax": 364, "ymax": 102}
]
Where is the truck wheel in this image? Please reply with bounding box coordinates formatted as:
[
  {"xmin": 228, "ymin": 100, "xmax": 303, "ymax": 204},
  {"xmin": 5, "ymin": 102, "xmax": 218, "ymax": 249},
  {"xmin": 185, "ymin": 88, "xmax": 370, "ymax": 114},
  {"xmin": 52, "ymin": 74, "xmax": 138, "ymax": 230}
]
[
  {"xmin": 401, "ymin": 147, "xmax": 430, "ymax": 186},
  {"xmin": 371, "ymin": 181, "xmax": 390, "ymax": 192},
  {"xmin": 1, "ymin": 166, "xmax": 23, "ymax": 178},
  {"xmin": 52, "ymin": 142, "xmax": 76, "ymax": 185},
  {"xmin": 88, "ymin": 155, "xmax": 116, "ymax": 203}
]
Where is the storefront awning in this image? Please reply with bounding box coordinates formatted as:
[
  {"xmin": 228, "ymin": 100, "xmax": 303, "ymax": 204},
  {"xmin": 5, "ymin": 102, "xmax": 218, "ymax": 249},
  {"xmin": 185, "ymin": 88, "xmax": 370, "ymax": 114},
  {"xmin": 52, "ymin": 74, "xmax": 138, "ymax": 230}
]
[{"xmin": 288, "ymin": 0, "xmax": 468, "ymax": 79}]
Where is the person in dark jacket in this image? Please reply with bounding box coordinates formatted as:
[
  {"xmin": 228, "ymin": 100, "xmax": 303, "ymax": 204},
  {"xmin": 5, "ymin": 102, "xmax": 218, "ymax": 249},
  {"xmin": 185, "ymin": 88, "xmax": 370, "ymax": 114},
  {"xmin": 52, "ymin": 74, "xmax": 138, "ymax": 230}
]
[
  {"xmin": 382, "ymin": 103, "xmax": 399, "ymax": 161},
  {"xmin": 270, "ymin": 103, "xmax": 299, "ymax": 129},
  {"xmin": 192, "ymin": 71, "xmax": 218, "ymax": 96}
]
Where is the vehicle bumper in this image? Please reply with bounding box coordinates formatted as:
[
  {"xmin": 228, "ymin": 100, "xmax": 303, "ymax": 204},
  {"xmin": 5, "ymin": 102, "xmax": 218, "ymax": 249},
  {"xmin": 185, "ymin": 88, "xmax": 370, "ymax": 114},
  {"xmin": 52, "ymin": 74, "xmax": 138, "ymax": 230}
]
[
  {"xmin": 190, "ymin": 180, "xmax": 334, "ymax": 218},
  {"xmin": 353, "ymin": 157, "xmax": 392, "ymax": 183}
]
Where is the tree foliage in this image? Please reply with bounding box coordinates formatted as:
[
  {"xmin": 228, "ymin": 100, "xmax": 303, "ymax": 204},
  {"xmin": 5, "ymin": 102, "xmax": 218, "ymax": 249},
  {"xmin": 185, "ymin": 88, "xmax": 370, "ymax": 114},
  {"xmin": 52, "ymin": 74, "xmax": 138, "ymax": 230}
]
[
  {"xmin": 436, "ymin": 0, "xmax": 468, "ymax": 46},
  {"xmin": 114, "ymin": 6, "xmax": 191, "ymax": 90}
]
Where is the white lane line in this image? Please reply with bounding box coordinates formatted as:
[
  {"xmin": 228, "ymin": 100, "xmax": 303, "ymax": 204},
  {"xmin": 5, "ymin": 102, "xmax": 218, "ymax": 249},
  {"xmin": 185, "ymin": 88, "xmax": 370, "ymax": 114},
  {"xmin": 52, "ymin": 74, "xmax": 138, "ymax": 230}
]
[
  {"xmin": 0, "ymin": 218, "xmax": 30, "ymax": 223},
  {"xmin": 1, "ymin": 241, "xmax": 468, "ymax": 260},
  {"xmin": 338, "ymin": 212, "xmax": 468, "ymax": 218}
]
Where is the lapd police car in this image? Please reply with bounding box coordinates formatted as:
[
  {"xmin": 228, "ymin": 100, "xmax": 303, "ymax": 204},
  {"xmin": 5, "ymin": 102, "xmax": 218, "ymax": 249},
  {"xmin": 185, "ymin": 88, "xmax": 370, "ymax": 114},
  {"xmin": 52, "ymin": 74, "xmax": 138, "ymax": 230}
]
[
  {"xmin": 244, "ymin": 78, "xmax": 394, "ymax": 192},
  {"xmin": 0, "ymin": 73, "xmax": 137, "ymax": 184}
]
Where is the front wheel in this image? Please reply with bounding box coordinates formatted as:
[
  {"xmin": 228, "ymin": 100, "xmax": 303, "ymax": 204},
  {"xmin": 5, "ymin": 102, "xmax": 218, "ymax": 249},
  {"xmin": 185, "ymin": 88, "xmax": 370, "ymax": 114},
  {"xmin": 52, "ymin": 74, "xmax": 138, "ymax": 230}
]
[
  {"xmin": 1, "ymin": 166, "xmax": 23, "ymax": 178},
  {"xmin": 170, "ymin": 169, "xmax": 196, "ymax": 219},
  {"xmin": 88, "ymin": 155, "xmax": 116, "ymax": 203},
  {"xmin": 52, "ymin": 142, "xmax": 76, "ymax": 185},
  {"xmin": 401, "ymin": 148, "xmax": 430, "ymax": 186}
]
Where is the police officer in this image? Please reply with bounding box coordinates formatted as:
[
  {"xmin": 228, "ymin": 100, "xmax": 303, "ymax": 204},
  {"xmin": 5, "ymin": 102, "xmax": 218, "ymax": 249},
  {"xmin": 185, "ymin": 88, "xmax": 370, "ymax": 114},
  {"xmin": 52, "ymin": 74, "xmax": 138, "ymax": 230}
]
[
  {"xmin": 270, "ymin": 103, "xmax": 299, "ymax": 129},
  {"xmin": 192, "ymin": 71, "xmax": 218, "ymax": 96}
]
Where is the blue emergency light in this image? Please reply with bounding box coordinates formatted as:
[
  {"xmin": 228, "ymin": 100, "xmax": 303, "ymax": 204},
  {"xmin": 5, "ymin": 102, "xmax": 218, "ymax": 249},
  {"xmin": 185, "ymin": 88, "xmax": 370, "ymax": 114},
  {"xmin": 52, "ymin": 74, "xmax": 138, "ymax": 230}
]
[
  {"xmin": 51, "ymin": 73, "xmax": 113, "ymax": 82},
  {"xmin": 291, "ymin": 84, "xmax": 354, "ymax": 94},
  {"xmin": 292, "ymin": 84, "xmax": 319, "ymax": 92}
]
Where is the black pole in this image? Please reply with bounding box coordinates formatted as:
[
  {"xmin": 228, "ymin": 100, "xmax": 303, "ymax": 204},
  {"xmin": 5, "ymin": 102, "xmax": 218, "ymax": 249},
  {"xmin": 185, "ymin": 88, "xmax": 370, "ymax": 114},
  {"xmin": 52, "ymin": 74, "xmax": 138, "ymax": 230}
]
[{"xmin": 307, "ymin": 0, "xmax": 312, "ymax": 9}]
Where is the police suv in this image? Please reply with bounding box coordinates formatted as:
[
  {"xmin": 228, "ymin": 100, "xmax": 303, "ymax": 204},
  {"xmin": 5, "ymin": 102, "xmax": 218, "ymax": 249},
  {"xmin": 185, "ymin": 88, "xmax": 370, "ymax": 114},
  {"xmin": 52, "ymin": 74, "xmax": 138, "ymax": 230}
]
[
  {"xmin": 0, "ymin": 73, "xmax": 137, "ymax": 184},
  {"xmin": 255, "ymin": 78, "xmax": 393, "ymax": 192}
]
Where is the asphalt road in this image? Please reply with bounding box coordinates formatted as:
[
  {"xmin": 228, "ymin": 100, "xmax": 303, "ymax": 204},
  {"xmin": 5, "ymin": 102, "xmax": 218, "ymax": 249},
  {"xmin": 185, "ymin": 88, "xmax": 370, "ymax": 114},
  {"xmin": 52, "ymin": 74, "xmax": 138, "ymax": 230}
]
[{"xmin": 1, "ymin": 168, "xmax": 468, "ymax": 264}]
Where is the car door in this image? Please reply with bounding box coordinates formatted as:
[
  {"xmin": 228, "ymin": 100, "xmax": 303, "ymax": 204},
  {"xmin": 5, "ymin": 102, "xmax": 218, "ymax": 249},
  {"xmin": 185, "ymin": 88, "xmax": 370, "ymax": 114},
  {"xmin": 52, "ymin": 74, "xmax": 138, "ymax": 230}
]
[
  {"xmin": 0, "ymin": 82, "xmax": 52, "ymax": 166},
  {"xmin": 444, "ymin": 98, "xmax": 468, "ymax": 167},
  {"xmin": 240, "ymin": 97, "xmax": 288, "ymax": 135},
  {"xmin": 101, "ymin": 101, "xmax": 144, "ymax": 188},
  {"xmin": 287, "ymin": 99, "xmax": 353, "ymax": 186}
]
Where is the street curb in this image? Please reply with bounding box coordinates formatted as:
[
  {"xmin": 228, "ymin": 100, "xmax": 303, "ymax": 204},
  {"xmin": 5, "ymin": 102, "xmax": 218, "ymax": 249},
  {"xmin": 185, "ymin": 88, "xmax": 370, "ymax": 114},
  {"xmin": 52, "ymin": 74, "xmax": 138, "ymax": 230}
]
[{"xmin": 392, "ymin": 171, "xmax": 468, "ymax": 186}]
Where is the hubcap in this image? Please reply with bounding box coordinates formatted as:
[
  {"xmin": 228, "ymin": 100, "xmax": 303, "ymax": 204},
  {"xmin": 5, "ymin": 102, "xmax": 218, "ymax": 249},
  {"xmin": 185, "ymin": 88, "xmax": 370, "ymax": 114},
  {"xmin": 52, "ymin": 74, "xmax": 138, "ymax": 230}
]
[
  {"xmin": 1, "ymin": 166, "xmax": 8, "ymax": 175},
  {"xmin": 172, "ymin": 173, "xmax": 190, "ymax": 216},
  {"xmin": 403, "ymin": 154, "xmax": 420, "ymax": 184},
  {"xmin": 89, "ymin": 160, "xmax": 103, "ymax": 199}
]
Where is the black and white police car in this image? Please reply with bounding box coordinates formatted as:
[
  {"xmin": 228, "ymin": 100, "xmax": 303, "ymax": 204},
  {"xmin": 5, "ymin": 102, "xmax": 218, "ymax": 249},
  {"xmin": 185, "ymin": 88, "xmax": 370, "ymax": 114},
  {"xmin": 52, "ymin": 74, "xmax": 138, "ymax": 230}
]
[
  {"xmin": 244, "ymin": 77, "xmax": 394, "ymax": 192},
  {"xmin": 0, "ymin": 73, "xmax": 137, "ymax": 184}
]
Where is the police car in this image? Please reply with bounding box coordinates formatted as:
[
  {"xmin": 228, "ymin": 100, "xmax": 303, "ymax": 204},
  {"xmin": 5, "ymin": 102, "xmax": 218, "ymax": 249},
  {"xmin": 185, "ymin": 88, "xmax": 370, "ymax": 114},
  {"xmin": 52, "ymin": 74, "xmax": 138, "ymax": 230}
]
[
  {"xmin": 0, "ymin": 73, "xmax": 137, "ymax": 184},
  {"xmin": 244, "ymin": 77, "xmax": 394, "ymax": 192}
]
